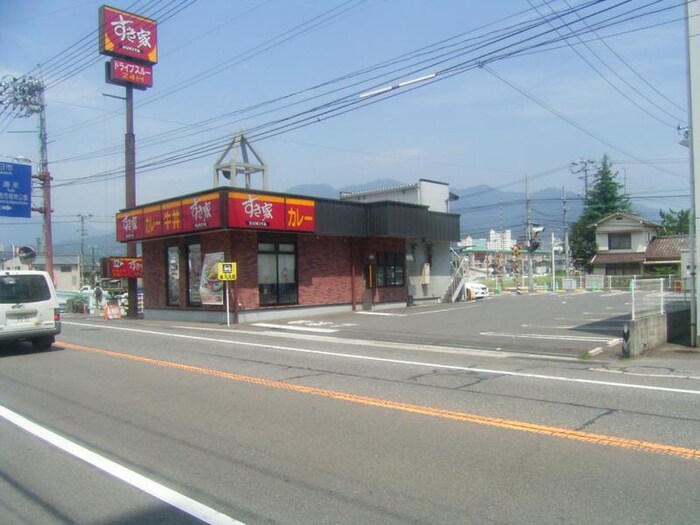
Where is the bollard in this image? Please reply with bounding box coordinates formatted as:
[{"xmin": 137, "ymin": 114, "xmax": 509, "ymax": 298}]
[{"xmin": 622, "ymin": 322, "xmax": 630, "ymax": 358}]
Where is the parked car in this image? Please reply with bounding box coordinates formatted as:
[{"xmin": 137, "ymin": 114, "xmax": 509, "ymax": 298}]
[
  {"xmin": 464, "ymin": 281, "xmax": 489, "ymax": 300},
  {"xmin": 0, "ymin": 270, "xmax": 62, "ymax": 350}
]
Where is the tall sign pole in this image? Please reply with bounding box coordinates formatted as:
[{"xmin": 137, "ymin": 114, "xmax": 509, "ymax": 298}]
[
  {"xmin": 686, "ymin": 0, "xmax": 699, "ymax": 346},
  {"xmin": 125, "ymin": 83, "xmax": 138, "ymax": 318},
  {"xmin": 99, "ymin": 5, "xmax": 157, "ymax": 319}
]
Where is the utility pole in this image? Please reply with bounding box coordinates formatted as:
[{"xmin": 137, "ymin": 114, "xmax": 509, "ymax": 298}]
[
  {"xmin": 526, "ymin": 176, "xmax": 534, "ymax": 292},
  {"xmin": 77, "ymin": 213, "xmax": 92, "ymax": 285},
  {"xmin": 570, "ymin": 158, "xmax": 597, "ymax": 199},
  {"xmin": 0, "ymin": 76, "xmax": 53, "ymax": 280},
  {"xmin": 686, "ymin": 0, "xmax": 699, "ymax": 346},
  {"xmin": 551, "ymin": 231, "xmax": 556, "ymax": 291},
  {"xmin": 563, "ymin": 186, "xmax": 570, "ymax": 277},
  {"xmin": 90, "ymin": 245, "xmax": 97, "ymax": 285}
]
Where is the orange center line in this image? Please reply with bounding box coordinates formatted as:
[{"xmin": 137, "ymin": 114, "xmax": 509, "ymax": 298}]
[{"xmin": 59, "ymin": 340, "xmax": 700, "ymax": 462}]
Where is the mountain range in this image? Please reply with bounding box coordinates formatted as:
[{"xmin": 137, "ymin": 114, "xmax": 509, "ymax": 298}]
[
  {"xmin": 4, "ymin": 179, "xmax": 662, "ymax": 259},
  {"xmin": 286, "ymin": 180, "xmax": 661, "ymax": 241}
]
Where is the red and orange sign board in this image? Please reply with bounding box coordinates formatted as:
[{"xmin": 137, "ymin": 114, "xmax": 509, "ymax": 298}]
[
  {"xmin": 142, "ymin": 204, "xmax": 162, "ymax": 238},
  {"xmin": 99, "ymin": 5, "xmax": 158, "ymax": 65},
  {"xmin": 116, "ymin": 208, "xmax": 143, "ymax": 241},
  {"xmin": 107, "ymin": 257, "xmax": 143, "ymax": 278},
  {"xmin": 285, "ymin": 197, "xmax": 315, "ymax": 232},
  {"xmin": 116, "ymin": 194, "xmax": 224, "ymax": 242},
  {"xmin": 161, "ymin": 200, "xmax": 182, "ymax": 236},
  {"xmin": 109, "ymin": 57, "xmax": 153, "ymax": 88},
  {"xmin": 115, "ymin": 191, "xmax": 315, "ymax": 242},
  {"xmin": 228, "ymin": 193, "xmax": 315, "ymax": 232},
  {"xmin": 181, "ymin": 193, "xmax": 222, "ymax": 232},
  {"xmin": 229, "ymin": 192, "xmax": 286, "ymax": 230}
]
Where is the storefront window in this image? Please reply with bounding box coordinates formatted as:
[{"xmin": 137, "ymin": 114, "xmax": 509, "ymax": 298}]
[
  {"xmin": 187, "ymin": 243, "xmax": 202, "ymax": 306},
  {"xmin": 258, "ymin": 239, "xmax": 297, "ymax": 306},
  {"xmin": 376, "ymin": 252, "xmax": 405, "ymax": 287},
  {"xmin": 167, "ymin": 246, "xmax": 180, "ymax": 305}
]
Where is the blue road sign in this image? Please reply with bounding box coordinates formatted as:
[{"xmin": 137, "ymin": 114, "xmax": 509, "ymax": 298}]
[{"xmin": 0, "ymin": 162, "xmax": 32, "ymax": 218}]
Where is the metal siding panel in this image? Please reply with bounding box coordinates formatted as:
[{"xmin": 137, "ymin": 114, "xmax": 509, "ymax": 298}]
[
  {"xmin": 315, "ymin": 200, "xmax": 367, "ymax": 236},
  {"xmin": 314, "ymin": 199, "xmax": 458, "ymax": 241}
]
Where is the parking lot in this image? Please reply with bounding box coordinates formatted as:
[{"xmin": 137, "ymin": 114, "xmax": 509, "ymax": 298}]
[{"xmin": 246, "ymin": 291, "xmax": 631, "ymax": 359}]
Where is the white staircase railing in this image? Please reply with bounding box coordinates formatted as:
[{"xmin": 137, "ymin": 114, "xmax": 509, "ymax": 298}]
[{"xmin": 443, "ymin": 248, "xmax": 469, "ymax": 303}]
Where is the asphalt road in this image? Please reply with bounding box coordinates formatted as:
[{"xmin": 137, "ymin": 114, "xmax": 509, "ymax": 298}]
[
  {"xmin": 246, "ymin": 290, "xmax": 632, "ymax": 357},
  {"xmin": 1, "ymin": 292, "xmax": 699, "ymax": 524}
]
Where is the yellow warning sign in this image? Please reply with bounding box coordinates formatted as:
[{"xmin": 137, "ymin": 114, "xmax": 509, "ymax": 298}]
[{"xmin": 217, "ymin": 262, "xmax": 237, "ymax": 281}]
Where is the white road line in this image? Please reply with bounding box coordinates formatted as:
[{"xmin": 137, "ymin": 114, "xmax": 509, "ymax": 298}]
[
  {"xmin": 480, "ymin": 331, "xmax": 620, "ymax": 344},
  {"xmin": 355, "ymin": 311, "xmax": 406, "ymax": 316},
  {"xmin": 0, "ymin": 404, "xmax": 243, "ymax": 525},
  {"xmin": 521, "ymin": 324, "xmax": 622, "ymax": 331},
  {"xmin": 407, "ymin": 305, "xmax": 479, "ymax": 315},
  {"xmin": 252, "ymin": 322, "xmax": 337, "ymax": 333},
  {"xmin": 62, "ymin": 322, "xmax": 700, "ymax": 396}
]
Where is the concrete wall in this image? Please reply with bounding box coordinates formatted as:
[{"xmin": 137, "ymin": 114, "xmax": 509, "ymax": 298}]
[{"xmin": 623, "ymin": 309, "xmax": 690, "ymax": 357}]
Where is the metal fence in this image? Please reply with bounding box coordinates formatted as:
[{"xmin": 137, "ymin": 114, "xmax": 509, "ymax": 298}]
[
  {"xmin": 561, "ymin": 274, "xmax": 689, "ymax": 320},
  {"xmin": 629, "ymin": 277, "xmax": 691, "ymax": 320}
]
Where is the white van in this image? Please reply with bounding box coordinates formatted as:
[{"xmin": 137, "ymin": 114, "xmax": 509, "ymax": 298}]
[{"xmin": 0, "ymin": 270, "xmax": 62, "ymax": 350}]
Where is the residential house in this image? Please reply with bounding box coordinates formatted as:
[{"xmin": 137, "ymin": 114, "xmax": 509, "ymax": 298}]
[
  {"xmin": 643, "ymin": 235, "xmax": 689, "ymax": 275},
  {"xmin": 590, "ymin": 212, "xmax": 687, "ymax": 276},
  {"xmin": 2, "ymin": 255, "xmax": 81, "ymax": 291}
]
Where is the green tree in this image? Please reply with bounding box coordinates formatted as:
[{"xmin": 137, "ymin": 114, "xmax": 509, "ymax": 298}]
[
  {"xmin": 569, "ymin": 154, "xmax": 631, "ymax": 271},
  {"xmin": 658, "ymin": 208, "xmax": 689, "ymax": 235}
]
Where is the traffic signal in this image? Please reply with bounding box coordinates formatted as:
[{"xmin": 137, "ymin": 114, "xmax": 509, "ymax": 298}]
[{"xmin": 528, "ymin": 239, "xmax": 540, "ymax": 252}]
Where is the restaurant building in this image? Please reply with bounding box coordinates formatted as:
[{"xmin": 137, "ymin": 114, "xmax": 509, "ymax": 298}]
[{"xmin": 116, "ymin": 185, "xmax": 460, "ymax": 323}]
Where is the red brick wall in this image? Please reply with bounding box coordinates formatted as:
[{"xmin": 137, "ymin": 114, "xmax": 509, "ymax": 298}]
[
  {"xmin": 298, "ymin": 235, "xmax": 353, "ymax": 305},
  {"xmin": 142, "ymin": 240, "xmax": 165, "ymax": 308},
  {"xmin": 141, "ymin": 231, "xmax": 406, "ymax": 312}
]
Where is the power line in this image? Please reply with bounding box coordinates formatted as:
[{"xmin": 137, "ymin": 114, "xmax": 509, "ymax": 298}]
[
  {"xmin": 528, "ymin": 0, "xmax": 683, "ymax": 127},
  {"xmin": 10, "ymin": 0, "xmax": 687, "ymax": 194}
]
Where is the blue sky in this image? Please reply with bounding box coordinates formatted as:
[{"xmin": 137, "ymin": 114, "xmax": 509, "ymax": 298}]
[{"xmin": 0, "ymin": 0, "xmax": 691, "ymax": 245}]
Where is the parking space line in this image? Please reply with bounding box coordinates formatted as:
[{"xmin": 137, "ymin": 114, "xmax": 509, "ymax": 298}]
[
  {"xmin": 251, "ymin": 323, "xmax": 338, "ymax": 333},
  {"xmin": 355, "ymin": 311, "xmax": 406, "ymax": 317},
  {"xmin": 480, "ymin": 331, "xmax": 620, "ymax": 344}
]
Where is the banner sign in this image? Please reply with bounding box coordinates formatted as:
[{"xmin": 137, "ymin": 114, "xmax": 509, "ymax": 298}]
[
  {"xmin": 115, "ymin": 190, "xmax": 315, "ymax": 242},
  {"xmin": 284, "ymin": 197, "xmax": 315, "ymax": 232},
  {"xmin": 142, "ymin": 204, "xmax": 163, "ymax": 238},
  {"xmin": 106, "ymin": 256, "xmax": 143, "ymax": 278},
  {"xmin": 228, "ymin": 192, "xmax": 315, "ymax": 232},
  {"xmin": 181, "ymin": 193, "xmax": 222, "ymax": 232},
  {"xmin": 116, "ymin": 208, "xmax": 143, "ymax": 241},
  {"xmin": 99, "ymin": 5, "xmax": 158, "ymax": 64},
  {"xmin": 109, "ymin": 57, "xmax": 153, "ymax": 88},
  {"xmin": 161, "ymin": 200, "xmax": 182, "ymax": 236},
  {"xmin": 116, "ymin": 194, "xmax": 223, "ymax": 242},
  {"xmin": 229, "ymin": 192, "xmax": 286, "ymax": 230}
]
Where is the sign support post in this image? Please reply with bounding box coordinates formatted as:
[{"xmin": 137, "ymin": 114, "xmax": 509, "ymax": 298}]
[
  {"xmin": 217, "ymin": 262, "xmax": 238, "ymax": 327},
  {"xmin": 225, "ymin": 280, "xmax": 230, "ymax": 327}
]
